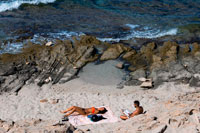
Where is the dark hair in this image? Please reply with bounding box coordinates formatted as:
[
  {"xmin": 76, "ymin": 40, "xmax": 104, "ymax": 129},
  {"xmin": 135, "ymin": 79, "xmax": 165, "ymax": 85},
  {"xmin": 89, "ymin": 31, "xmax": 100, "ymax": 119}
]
[
  {"xmin": 98, "ymin": 108, "xmax": 108, "ymax": 114},
  {"xmin": 134, "ymin": 100, "xmax": 140, "ymax": 106}
]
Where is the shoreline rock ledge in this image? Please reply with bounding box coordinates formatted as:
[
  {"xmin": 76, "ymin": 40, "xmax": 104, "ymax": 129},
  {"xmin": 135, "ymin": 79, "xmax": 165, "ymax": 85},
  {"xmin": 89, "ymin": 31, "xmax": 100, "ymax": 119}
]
[{"xmin": 1, "ymin": 35, "xmax": 200, "ymax": 94}]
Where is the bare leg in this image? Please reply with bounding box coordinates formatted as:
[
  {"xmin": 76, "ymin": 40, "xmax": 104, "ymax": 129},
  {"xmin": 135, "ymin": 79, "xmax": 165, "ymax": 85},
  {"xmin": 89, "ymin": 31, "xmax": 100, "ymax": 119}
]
[
  {"xmin": 64, "ymin": 108, "xmax": 76, "ymax": 117},
  {"xmin": 64, "ymin": 106, "xmax": 86, "ymax": 116},
  {"xmin": 60, "ymin": 106, "xmax": 75, "ymax": 114}
]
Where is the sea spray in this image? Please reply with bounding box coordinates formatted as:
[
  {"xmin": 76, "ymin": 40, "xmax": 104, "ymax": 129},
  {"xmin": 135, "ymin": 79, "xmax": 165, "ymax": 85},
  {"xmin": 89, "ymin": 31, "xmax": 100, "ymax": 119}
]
[{"xmin": 97, "ymin": 24, "xmax": 178, "ymax": 42}]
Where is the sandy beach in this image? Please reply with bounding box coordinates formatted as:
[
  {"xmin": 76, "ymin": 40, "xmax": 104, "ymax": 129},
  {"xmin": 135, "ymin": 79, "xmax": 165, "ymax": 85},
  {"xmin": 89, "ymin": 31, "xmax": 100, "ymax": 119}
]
[
  {"xmin": 0, "ymin": 60, "xmax": 200, "ymax": 133},
  {"xmin": 0, "ymin": 0, "xmax": 200, "ymax": 132}
]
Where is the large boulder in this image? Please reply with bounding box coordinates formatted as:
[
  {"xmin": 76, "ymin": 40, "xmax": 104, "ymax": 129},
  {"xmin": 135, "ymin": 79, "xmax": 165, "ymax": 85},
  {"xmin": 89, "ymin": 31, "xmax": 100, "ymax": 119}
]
[{"xmin": 100, "ymin": 44, "xmax": 129, "ymax": 61}]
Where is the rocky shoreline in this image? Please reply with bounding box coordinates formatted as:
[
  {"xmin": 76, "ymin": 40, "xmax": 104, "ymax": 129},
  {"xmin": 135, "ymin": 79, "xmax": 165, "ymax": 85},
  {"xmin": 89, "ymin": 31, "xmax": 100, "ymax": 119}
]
[
  {"xmin": 1, "ymin": 35, "xmax": 200, "ymax": 132},
  {"xmin": 1, "ymin": 35, "xmax": 200, "ymax": 93}
]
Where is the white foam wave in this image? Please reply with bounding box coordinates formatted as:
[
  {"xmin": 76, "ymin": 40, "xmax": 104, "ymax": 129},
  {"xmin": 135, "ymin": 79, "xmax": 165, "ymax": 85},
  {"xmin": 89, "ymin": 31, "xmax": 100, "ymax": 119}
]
[
  {"xmin": 98, "ymin": 24, "xmax": 178, "ymax": 42},
  {"xmin": 0, "ymin": 30, "xmax": 84, "ymax": 54},
  {"xmin": 0, "ymin": 0, "xmax": 56, "ymax": 12},
  {"xmin": 0, "ymin": 42, "xmax": 24, "ymax": 54},
  {"xmin": 30, "ymin": 31, "xmax": 85, "ymax": 44}
]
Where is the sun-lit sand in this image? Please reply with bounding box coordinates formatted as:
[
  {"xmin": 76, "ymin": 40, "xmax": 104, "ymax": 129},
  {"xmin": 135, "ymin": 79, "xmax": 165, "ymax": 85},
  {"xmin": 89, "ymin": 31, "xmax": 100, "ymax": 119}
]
[{"xmin": 0, "ymin": 61, "xmax": 200, "ymax": 132}]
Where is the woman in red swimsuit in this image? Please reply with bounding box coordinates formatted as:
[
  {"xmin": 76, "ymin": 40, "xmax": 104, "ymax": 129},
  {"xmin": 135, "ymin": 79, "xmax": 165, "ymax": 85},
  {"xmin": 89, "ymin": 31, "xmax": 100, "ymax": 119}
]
[{"xmin": 60, "ymin": 106, "xmax": 107, "ymax": 117}]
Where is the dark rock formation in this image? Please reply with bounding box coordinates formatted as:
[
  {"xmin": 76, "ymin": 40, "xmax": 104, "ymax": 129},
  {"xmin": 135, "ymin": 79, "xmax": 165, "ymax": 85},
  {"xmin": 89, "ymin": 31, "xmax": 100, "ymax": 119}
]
[
  {"xmin": 100, "ymin": 43, "xmax": 130, "ymax": 61},
  {"xmin": 0, "ymin": 35, "xmax": 104, "ymax": 93},
  {"xmin": 1, "ymin": 35, "xmax": 200, "ymax": 92},
  {"xmin": 122, "ymin": 41, "xmax": 200, "ymax": 88}
]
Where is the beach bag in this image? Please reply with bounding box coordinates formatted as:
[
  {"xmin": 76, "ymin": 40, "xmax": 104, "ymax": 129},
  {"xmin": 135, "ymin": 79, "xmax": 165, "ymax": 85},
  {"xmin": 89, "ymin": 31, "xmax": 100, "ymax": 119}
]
[{"xmin": 87, "ymin": 114, "xmax": 106, "ymax": 122}]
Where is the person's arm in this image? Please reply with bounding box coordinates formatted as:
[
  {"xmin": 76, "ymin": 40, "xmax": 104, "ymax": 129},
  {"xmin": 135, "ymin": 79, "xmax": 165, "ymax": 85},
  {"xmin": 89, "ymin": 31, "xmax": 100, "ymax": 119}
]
[{"xmin": 129, "ymin": 109, "xmax": 140, "ymax": 118}]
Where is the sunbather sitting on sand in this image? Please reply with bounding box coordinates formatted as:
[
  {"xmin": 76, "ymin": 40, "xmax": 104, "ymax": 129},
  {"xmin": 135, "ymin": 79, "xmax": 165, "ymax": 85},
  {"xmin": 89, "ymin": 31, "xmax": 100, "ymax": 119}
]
[
  {"xmin": 120, "ymin": 100, "xmax": 143, "ymax": 120},
  {"xmin": 60, "ymin": 106, "xmax": 107, "ymax": 117}
]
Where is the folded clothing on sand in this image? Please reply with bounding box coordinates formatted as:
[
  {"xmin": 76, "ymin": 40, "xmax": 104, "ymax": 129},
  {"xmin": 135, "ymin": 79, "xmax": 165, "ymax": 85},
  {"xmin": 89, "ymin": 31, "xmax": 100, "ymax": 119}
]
[{"xmin": 68, "ymin": 106, "xmax": 118, "ymax": 126}]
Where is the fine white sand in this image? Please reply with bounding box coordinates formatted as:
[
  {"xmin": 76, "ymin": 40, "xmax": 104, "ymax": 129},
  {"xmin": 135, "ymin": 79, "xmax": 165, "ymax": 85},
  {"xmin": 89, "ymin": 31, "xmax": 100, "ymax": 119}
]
[{"xmin": 0, "ymin": 62, "xmax": 200, "ymax": 132}]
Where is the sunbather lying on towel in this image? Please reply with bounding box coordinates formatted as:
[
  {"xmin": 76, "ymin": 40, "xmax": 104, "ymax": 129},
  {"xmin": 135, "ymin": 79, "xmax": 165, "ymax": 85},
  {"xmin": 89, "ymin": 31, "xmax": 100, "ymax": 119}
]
[
  {"xmin": 120, "ymin": 100, "xmax": 143, "ymax": 120},
  {"xmin": 60, "ymin": 106, "xmax": 107, "ymax": 117}
]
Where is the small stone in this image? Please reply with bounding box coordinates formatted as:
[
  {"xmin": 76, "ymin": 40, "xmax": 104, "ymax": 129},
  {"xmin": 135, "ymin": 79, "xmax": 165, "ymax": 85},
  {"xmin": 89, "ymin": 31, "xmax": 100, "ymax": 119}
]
[
  {"xmin": 45, "ymin": 77, "xmax": 52, "ymax": 83},
  {"xmin": 116, "ymin": 63, "xmax": 124, "ymax": 69},
  {"xmin": 40, "ymin": 99, "xmax": 48, "ymax": 103},
  {"xmin": 50, "ymin": 99, "xmax": 59, "ymax": 104},
  {"xmin": 117, "ymin": 82, "xmax": 124, "ymax": 89},
  {"xmin": 140, "ymin": 81, "xmax": 153, "ymax": 88},
  {"xmin": 138, "ymin": 77, "xmax": 147, "ymax": 82}
]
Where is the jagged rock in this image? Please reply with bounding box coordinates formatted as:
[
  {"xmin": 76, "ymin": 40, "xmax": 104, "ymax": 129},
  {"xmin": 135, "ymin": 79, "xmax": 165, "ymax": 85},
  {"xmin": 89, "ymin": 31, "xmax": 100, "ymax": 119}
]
[
  {"xmin": 189, "ymin": 76, "xmax": 200, "ymax": 87},
  {"xmin": 122, "ymin": 50, "xmax": 137, "ymax": 60},
  {"xmin": 124, "ymin": 69, "xmax": 146, "ymax": 86},
  {"xmin": 192, "ymin": 42, "xmax": 200, "ymax": 54},
  {"xmin": 74, "ymin": 46, "xmax": 98, "ymax": 68},
  {"xmin": 181, "ymin": 57, "xmax": 200, "ymax": 74},
  {"xmin": 100, "ymin": 44, "xmax": 129, "ymax": 61},
  {"xmin": 1, "ymin": 36, "xmax": 200, "ymax": 92},
  {"xmin": 168, "ymin": 62, "xmax": 192, "ymax": 81},
  {"xmin": 0, "ymin": 35, "xmax": 103, "ymax": 93},
  {"xmin": 130, "ymin": 69, "xmax": 146, "ymax": 80},
  {"xmin": 0, "ymin": 76, "xmax": 5, "ymax": 84}
]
